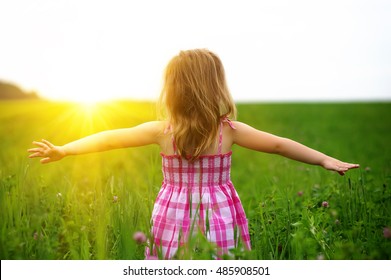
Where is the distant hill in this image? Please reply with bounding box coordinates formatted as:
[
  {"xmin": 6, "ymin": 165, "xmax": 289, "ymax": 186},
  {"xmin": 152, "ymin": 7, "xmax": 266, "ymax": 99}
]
[{"xmin": 0, "ymin": 81, "xmax": 39, "ymax": 100}]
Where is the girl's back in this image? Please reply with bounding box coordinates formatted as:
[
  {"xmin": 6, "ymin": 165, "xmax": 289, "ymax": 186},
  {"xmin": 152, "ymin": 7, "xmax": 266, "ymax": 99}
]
[
  {"xmin": 158, "ymin": 120, "xmax": 235, "ymax": 157},
  {"xmin": 147, "ymin": 118, "xmax": 251, "ymax": 259}
]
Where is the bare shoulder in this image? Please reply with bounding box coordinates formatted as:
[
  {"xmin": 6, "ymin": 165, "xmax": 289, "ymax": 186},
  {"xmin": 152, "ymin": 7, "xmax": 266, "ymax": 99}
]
[
  {"xmin": 141, "ymin": 120, "xmax": 168, "ymax": 136},
  {"xmin": 231, "ymin": 121, "xmax": 249, "ymax": 129},
  {"xmin": 229, "ymin": 121, "xmax": 251, "ymax": 142},
  {"xmin": 230, "ymin": 121, "xmax": 282, "ymax": 153},
  {"xmin": 144, "ymin": 120, "xmax": 167, "ymax": 129},
  {"xmin": 146, "ymin": 120, "xmax": 171, "ymax": 149},
  {"xmin": 222, "ymin": 120, "xmax": 271, "ymax": 153},
  {"xmin": 230, "ymin": 121, "xmax": 255, "ymax": 135}
]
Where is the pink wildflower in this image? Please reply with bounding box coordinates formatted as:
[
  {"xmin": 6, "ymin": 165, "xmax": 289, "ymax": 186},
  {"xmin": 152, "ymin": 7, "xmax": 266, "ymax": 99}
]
[
  {"xmin": 383, "ymin": 227, "xmax": 391, "ymax": 239},
  {"xmin": 297, "ymin": 191, "xmax": 303, "ymax": 197},
  {"xmin": 322, "ymin": 201, "xmax": 329, "ymax": 208},
  {"xmin": 133, "ymin": 231, "xmax": 147, "ymax": 244}
]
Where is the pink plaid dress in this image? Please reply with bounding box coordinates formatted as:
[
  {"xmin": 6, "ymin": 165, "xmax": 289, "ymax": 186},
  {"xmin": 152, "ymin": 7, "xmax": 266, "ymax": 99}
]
[{"xmin": 146, "ymin": 119, "xmax": 251, "ymax": 259}]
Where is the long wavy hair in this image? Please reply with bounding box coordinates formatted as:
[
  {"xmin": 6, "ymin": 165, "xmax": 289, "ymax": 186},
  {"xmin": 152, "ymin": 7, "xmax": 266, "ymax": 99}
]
[{"xmin": 158, "ymin": 49, "xmax": 237, "ymax": 160}]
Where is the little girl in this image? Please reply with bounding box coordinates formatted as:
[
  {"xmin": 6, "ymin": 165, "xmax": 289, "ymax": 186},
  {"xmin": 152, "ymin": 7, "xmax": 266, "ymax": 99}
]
[{"xmin": 28, "ymin": 49, "xmax": 359, "ymax": 259}]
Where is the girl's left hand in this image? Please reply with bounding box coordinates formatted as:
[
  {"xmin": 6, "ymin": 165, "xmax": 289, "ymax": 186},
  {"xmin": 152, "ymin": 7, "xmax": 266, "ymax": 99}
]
[
  {"xmin": 28, "ymin": 139, "xmax": 66, "ymax": 164},
  {"xmin": 322, "ymin": 157, "xmax": 360, "ymax": 175}
]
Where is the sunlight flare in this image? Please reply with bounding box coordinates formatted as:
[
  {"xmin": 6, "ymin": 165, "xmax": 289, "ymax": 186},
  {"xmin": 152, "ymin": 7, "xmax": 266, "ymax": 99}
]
[{"xmin": 76, "ymin": 100, "xmax": 100, "ymax": 116}]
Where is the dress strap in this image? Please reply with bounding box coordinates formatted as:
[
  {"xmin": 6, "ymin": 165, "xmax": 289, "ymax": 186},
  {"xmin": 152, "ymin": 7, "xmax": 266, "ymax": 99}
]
[
  {"xmin": 172, "ymin": 137, "xmax": 177, "ymax": 155},
  {"xmin": 218, "ymin": 117, "xmax": 236, "ymax": 154},
  {"xmin": 218, "ymin": 121, "xmax": 223, "ymax": 154},
  {"xmin": 222, "ymin": 117, "xmax": 236, "ymax": 129}
]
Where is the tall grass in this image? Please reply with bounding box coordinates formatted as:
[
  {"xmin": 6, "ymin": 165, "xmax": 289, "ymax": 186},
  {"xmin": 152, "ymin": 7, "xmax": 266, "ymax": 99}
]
[{"xmin": 0, "ymin": 100, "xmax": 390, "ymax": 259}]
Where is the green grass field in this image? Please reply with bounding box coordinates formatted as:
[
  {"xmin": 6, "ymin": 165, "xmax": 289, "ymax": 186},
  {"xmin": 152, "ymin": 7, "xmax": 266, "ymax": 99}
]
[{"xmin": 0, "ymin": 100, "xmax": 390, "ymax": 260}]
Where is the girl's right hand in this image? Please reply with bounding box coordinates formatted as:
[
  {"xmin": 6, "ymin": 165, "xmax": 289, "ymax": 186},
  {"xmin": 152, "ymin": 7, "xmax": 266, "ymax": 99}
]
[{"xmin": 28, "ymin": 139, "xmax": 66, "ymax": 164}]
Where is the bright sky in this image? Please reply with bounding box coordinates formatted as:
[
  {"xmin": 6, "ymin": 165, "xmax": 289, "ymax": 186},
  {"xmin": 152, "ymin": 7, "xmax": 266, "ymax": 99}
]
[{"xmin": 0, "ymin": 0, "xmax": 390, "ymax": 102}]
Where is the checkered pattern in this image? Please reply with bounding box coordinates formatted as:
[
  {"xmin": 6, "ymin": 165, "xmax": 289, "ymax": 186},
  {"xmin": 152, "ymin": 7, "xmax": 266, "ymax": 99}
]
[{"xmin": 146, "ymin": 120, "xmax": 251, "ymax": 259}]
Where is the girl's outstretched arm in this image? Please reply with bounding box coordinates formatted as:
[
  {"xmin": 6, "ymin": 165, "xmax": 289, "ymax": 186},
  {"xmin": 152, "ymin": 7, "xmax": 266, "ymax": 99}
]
[
  {"xmin": 28, "ymin": 121, "xmax": 162, "ymax": 164},
  {"xmin": 232, "ymin": 121, "xmax": 359, "ymax": 175}
]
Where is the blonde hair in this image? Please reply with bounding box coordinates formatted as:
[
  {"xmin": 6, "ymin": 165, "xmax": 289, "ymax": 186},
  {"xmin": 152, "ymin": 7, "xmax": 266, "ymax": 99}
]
[{"xmin": 158, "ymin": 49, "xmax": 237, "ymax": 160}]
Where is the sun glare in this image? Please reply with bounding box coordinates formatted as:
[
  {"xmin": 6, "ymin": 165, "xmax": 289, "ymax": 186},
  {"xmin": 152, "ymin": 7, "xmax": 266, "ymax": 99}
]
[
  {"xmin": 73, "ymin": 98, "xmax": 111, "ymax": 120},
  {"xmin": 78, "ymin": 99, "xmax": 99, "ymax": 108},
  {"xmin": 68, "ymin": 98, "xmax": 114, "ymax": 135},
  {"xmin": 69, "ymin": 95, "xmax": 114, "ymax": 116}
]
